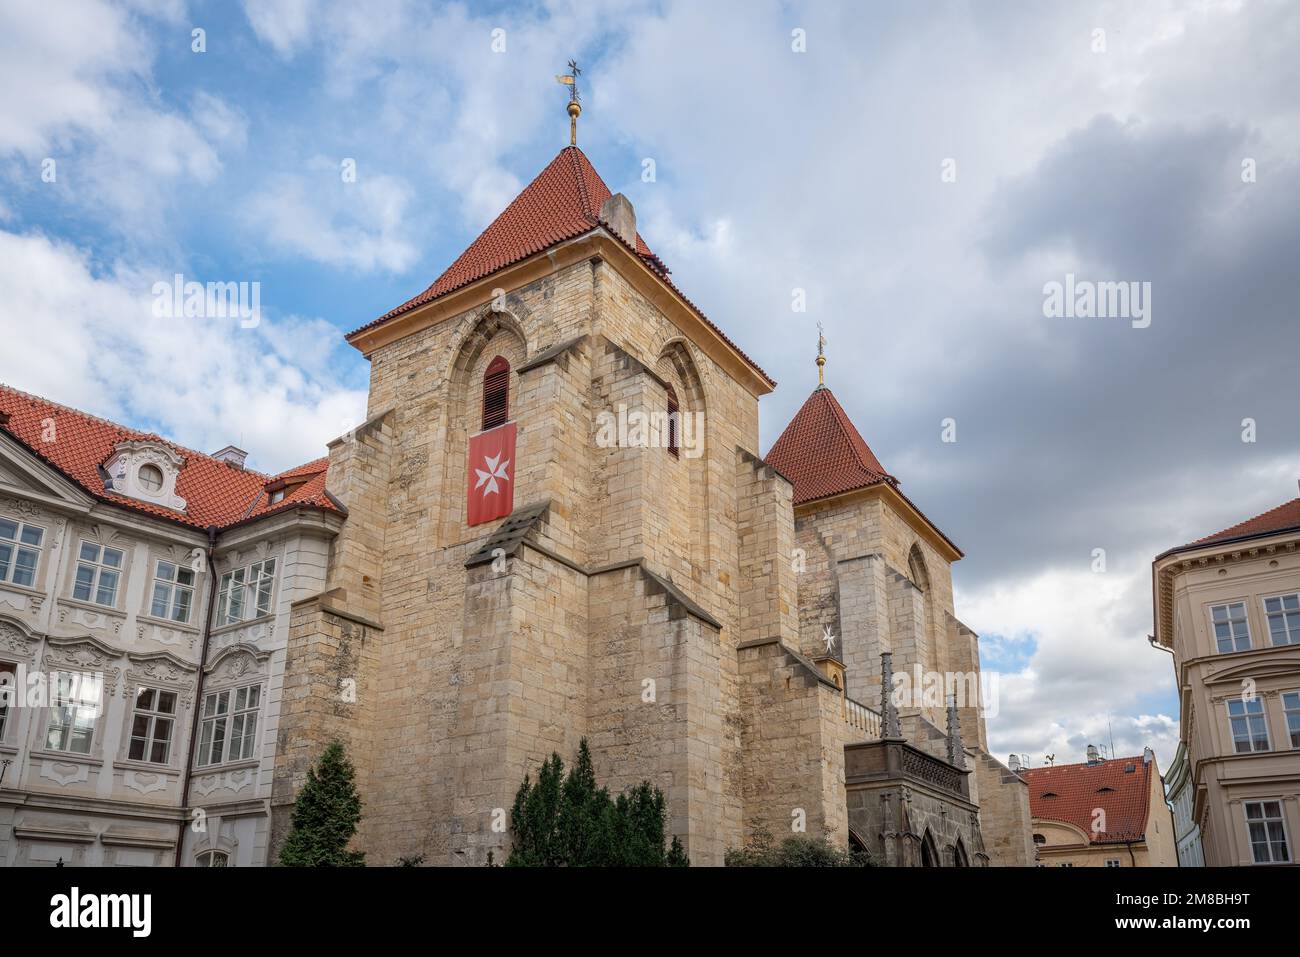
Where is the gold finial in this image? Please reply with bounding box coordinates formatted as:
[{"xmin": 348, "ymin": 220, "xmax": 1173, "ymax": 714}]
[
  {"xmin": 816, "ymin": 322, "xmax": 827, "ymax": 386},
  {"xmin": 555, "ymin": 59, "xmax": 582, "ymax": 146}
]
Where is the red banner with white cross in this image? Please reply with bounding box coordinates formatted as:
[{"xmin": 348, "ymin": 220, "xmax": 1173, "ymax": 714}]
[{"xmin": 467, "ymin": 422, "xmax": 516, "ymax": 526}]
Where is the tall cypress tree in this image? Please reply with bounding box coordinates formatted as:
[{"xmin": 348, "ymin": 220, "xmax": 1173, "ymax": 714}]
[
  {"xmin": 278, "ymin": 740, "xmax": 365, "ymax": 867},
  {"xmin": 507, "ymin": 739, "xmax": 687, "ymax": 867}
]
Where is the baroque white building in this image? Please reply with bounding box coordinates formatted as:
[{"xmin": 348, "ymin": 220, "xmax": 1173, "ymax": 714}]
[{"xmin": 0, "ymin": 387, "xmax": 344, "ymax": 866}]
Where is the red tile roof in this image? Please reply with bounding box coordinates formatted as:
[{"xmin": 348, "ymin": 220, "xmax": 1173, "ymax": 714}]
[
  {"xmin": 1191, "ymin": 495, "xmax": 1300, "ymax": 548},
  {"xmin": 348, "ymin": 146, "xmax": 774, "ymax": 387},
  {"xmin": 1022, "ymin": 758, "xmax": 1154, "ymax": 845},
  {"xmin": 765, "ymin": 386, "xmax": 894, "ymax": 506},
  {"xmin": 0, "ymin": 383, "xmax": 340, "ymax": 531}
]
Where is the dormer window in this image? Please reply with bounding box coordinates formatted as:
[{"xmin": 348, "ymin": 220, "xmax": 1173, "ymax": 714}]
[
  {"xmin": 104, "ymin": 441, "xmax": 187, "ymax": 512},
  {"xmin": 263, "ymin": 477, "xmax": 306, "ymax": 508}
]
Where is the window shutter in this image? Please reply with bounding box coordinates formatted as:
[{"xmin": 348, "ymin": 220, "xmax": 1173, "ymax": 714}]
[
  {"xmin": 482, "ymin": 356, "xmax": 510, "ymax": 430},
  {"xmin": 666, "ymin": 386, "xmax": 679, "ymax": 458}
]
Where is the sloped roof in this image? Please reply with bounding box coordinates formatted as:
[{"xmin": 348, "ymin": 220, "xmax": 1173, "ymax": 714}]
[
  {"xmin": 1190, "ymin": 495, "xmax": 1300, "ymax": 548},
  {"xmin": 348, "ymin": 145, "xmax": 774, "ymax": 387},
  {"xmin": 1022, "ymin": 758, "xmax": 1154, "ymax": 845},
  {"xmin": 0, "ymin": 384, "xmax": 340, "ymax": 531},
  {"xmin": 765, "ymin": 386, "xmax": 894, "ymax": 506}
]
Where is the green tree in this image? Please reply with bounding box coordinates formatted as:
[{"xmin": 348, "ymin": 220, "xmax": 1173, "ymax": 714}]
[
  {"xmin": 278, "ymin": 740, "xmax": 365, "ymax": 867},
  {"xmin": 507, "ymin": 739, "xmax": 688, "ymax": 867}
]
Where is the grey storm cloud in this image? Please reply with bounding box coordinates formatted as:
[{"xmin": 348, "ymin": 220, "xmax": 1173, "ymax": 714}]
[{"xmin": 855, "ymin": 115, "xmax": 1300, "ymax": 592}]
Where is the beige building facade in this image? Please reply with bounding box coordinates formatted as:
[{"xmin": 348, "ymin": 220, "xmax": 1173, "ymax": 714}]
[{"xmin": 1152, "ymin": 490, "xmax": 1300, "ymax": 866}]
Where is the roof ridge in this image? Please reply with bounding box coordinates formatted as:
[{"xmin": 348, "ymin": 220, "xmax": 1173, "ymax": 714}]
[
  {"xmin": 821, "ymin": 387, "xmax": 894, "ymax": 483},
  {"xmin": 564, "ymin": 145, "xmax": 600, "ymax": 222},
  {"xmin": 0, "ymin": 381, "xmax": 273, "ymax": 480}
]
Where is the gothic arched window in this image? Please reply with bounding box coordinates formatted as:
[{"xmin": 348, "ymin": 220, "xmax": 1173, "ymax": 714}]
[
  {"xmin": 482, "ymin": 356, "xmax": 510, "ymax": 430},
  {"xmin": 907, "ymin": 543, "xmax": 930, "ymax": 593}
]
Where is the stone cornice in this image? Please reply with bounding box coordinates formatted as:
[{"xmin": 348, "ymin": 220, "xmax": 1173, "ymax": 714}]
[{"xmin": 1151, "ymin": 534, "xmax": 1300, "ymax": 649}]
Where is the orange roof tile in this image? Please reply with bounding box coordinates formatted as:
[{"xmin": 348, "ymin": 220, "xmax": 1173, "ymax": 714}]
[
  {"xmin": 0, "ymin": 383, "xmax": 341, "ymax": 531},
  {"xmin": 765, "ymin": 386, "xmax": 894, "ymax": 506},
  {"xmin": 1022, "ymin": 758, "xmax": 1154, "ymax": 845},
  {"xmin": 1191, "ymin": 495, "xmax": 1300, "ymax": 548},
  {"xmin": 349, "ymin": 145, "xmax": 774, "ymax": 387}
]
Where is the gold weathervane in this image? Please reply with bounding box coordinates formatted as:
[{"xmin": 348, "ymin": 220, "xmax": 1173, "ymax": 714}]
[
  {"xmin": 816, "ymin": 322, "xmax": 827, "ymax": 386},
  {"xmin": 555, "ymin": 59, "xmax": 582, "ymax": 146}
]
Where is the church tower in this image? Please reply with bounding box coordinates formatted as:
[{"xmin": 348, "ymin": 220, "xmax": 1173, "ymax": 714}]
[
  {"xmin": 765, "ymin": 348, "xmax": 1035, "ymax": 866},
  {"xmin": 273, "ymin": 99, "xmax": 795, "ymax": 863}
]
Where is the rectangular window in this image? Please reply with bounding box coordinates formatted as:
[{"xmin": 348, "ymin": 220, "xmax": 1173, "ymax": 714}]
[
  {"xmin": 1283, "ymin": 691, "xmax": 1300, "ymax": 750},
  {"xmin": 0, "ymin": 661, "xmax": 14, "ymax": 740},
  {"xmin": 1263, "ymin": 593, "xmax": 1300, "ymax": 647},
  {"xmin": 197, "ymin": 684, "xmax": 260, "ymax": 766},
  {"xmin": 127, "ymin": 686, "xmax": 177, "ymax": 764},
  {"xmin": 44, "ymin": 672, "xmax": 101, "ymax": 754},
  {"xmin": 72, "ymin": 541, "xmax": 124, "ymax": 607},
  {"xmin": 1228, "ymin": 697, "xmax": 1270, "ymax": 753},
  {"xmin": 0, "ymin": 517, "xmax": 44, "ymax": 588},
  {"xmin": 1245, "ymin": 801, "xmax": 1290, "ymax": 864},
  {"xmin": 1210, "ymin": 602, "xmax": 1251, "ymax": 653},
  {"xmin": 150, "ymin": 560, "xmax": 195, "ymax": 623},
  {"xmin": 215, "ymin": 559, "xmax": 275, "ymax": 626},
  {"xmin": 1105, "ymin": 859, "xmax": 1121, "ymax": 867}
]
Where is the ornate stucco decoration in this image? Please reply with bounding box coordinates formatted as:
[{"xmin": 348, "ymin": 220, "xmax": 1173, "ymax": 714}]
[
  {"xmin": 103, "ymin": 440, "xmax": 187, "ymax": 512},
  {"xmin": 204, "ymin": 642, "xmax": 270, "ymax": 685},
  {"xmin": 42, "ymin": 634, "xmax": 123, "ymax": 696},
  {"xmin": 0, "ymin": 619, "xmax": 41, "ymax": 661}
]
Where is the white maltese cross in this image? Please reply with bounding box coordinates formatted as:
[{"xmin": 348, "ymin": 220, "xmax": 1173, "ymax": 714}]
[
  {"xmin": 474, "ymin": 452, "xmax": 511, "ymax": 497},
  {"xmin": 822, "ymin": 625, "xmax": 837, "ymax": 655}
]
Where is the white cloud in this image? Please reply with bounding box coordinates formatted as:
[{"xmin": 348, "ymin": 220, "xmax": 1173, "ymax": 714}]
[
  {"xmin": 0, "ymin": 0, "xmax": 242, "ymax": 237},
  {"xmin": 241, "ymin": 0, "xmax": 320, "ymax": 58},
  {"xmin": 191, "ymin": 92, "xmax": 249, "ymax": 152},
  {"xmin": 245, "ymin": 165, "xmax": 419, "ymax": 273},
  {"xmin": 0, "ymin": 229, "xmax": 365, "ymax": 472},
  {"xmin": 958, "ymin": 562, "xmax": 1179, "ymax": 767}
]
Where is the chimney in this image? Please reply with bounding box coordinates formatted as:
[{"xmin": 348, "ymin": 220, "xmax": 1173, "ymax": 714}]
[
  {"xmin": 1143, "ymin": 746, "xmax": 1154, "ymax": 765},
  {"xmin": 212, "ymin": 445, "xmax": 248, "ymax": 469},
  {"xmin": 600, "ymin": 193, "xmax": 637, "ymax": 248},
  {"xmin": 1008, "ymin": 754, "xmax": 1021, "ymax": 772},
  {"xmin": 1086, "ymin": 744, "xmax": 1101, "ymax": 765}
]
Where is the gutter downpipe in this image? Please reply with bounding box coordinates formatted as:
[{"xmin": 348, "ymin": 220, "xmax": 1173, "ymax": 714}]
[{"xmin": 174, "ymin": 524, "xmax": 220, "ymax": 868}]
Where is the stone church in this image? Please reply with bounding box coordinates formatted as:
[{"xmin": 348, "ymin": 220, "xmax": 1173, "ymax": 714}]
[{"xmin": 0, "ymin": 128, "xmax": 1032, "ymax": 867}]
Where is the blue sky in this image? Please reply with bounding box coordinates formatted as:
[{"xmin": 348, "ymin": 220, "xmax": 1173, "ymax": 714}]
[{"xmin": 3, "ymin": 0, "xmax": 1299, "ymax": 770}]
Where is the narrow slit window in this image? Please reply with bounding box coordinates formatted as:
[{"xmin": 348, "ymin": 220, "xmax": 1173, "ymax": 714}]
[
  {"xmin": 666, "ymin": 385, "xmax": 679, "ymax": 458},
  {"xmin": 482, "ymin": 356, "xmax": 510, "ymax": 430}
]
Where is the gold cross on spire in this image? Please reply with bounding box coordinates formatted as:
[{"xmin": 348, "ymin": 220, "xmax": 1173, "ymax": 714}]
[
  {"xmin": 555, "ymin": 59, "xmax": 582, "ymax": 146},
  {"xmin": 816, "ymin": 322, "xmax": 827, "ymax": 386}
]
